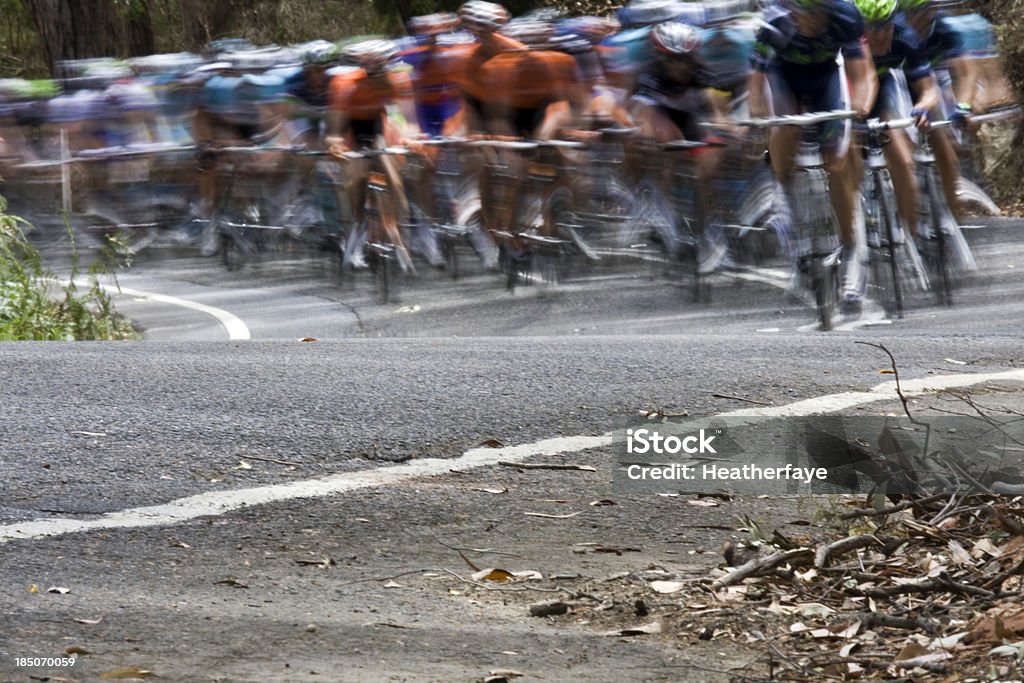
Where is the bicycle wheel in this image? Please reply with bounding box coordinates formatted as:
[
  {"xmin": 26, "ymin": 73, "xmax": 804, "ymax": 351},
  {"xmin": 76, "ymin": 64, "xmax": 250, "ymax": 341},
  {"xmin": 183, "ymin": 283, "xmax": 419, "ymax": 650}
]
[
  {"xmin": 865, "ymin": 170, "xmax": 904, "ymax": 318},
  {"xmin": 811, "ymin": 258, "xmax": 838, "ymax": 331},
  {"xmin": 920, "ymin": 168, "xmax": 954, "ymax": 307}
]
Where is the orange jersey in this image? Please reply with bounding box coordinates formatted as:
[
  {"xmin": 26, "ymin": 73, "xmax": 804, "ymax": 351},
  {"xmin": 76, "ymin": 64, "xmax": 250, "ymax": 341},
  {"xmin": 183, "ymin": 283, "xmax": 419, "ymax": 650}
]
[
  {"xmin": 402, "ymin": 42, "xmax": 472, "ymax": 106},
  {"xmin": 460, "ymin": 33, "xmax": 527, "ymax": 103},
  {"xmin": 474, "ymin": 49, "xmax": 581, "ymax": 108},
  {"xmin": 328, "ymin": 68, "xmax": 412, "ymax": 120}
]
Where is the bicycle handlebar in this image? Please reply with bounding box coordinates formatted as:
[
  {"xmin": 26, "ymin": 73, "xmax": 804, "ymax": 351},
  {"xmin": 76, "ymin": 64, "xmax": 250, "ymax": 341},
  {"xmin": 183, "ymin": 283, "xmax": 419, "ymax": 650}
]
[
  {"xmin": 468, "ymin": 139, "xmax": 585, "ymax": 150},
  {"xmin": 968, "ymin": 104, "xmax": 1021, "ymax": 125},
  {"xmin": 734, "ymin": 110, "xmax": 858, "ymax": 129},
  {"xmin": 660, "ymin": 139, "xmax": 727, "ymax": 151},
  {"xmin": 341, "ymin": 146, "xmax": 410, "ymax": 159},
  {"xmin": 215, "ymin": 144, "xmax": 305, "ymax": 154}
]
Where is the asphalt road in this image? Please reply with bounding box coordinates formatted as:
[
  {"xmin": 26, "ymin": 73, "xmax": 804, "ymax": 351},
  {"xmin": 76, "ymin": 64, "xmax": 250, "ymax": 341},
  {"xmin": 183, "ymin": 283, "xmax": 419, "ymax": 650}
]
[{"xmin": 1, "ymin": 217, "xmax": 1022, "ymax": 681}]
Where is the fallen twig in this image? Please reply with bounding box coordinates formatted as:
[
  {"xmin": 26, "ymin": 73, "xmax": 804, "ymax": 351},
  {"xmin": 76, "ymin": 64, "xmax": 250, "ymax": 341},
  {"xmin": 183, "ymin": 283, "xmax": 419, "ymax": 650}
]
[
  {"xmin": 712, "ymin": 548, "xmax": 814, "ymax": 589},
  {"xmin": 711, "ymin": 393, "xmax": 772, "ymax": 406},
  {"xmin": 815, "ymin": 535, "xmax": 883, "ymax": 568},
  {"xmin": 859, "ymin": 611, "xmax": 941, "ymax": 634}
]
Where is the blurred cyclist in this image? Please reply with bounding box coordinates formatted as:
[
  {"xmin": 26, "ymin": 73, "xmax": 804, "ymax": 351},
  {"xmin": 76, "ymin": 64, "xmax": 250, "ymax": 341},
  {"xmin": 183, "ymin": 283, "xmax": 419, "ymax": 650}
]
[
  {"xmin": 326, "ymin": 39, "xmax": 419, "ymax": 269},
  {"xmin": 854, "ymin": 0, "xmax": 939, "ymax": 238},
  {"xmin": 747, "ymin": 0, "xmax": 877, "ymax": 310},
  {"xmin": 899, "ymin": 0, "xmax": 976, "ymax": 216}
]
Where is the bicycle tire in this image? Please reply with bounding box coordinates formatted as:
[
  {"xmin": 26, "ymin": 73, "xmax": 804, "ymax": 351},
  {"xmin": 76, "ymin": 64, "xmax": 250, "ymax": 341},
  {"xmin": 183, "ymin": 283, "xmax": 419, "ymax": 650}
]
[
  {"xmin": 872, "ymin": 170, "xmax": 904, "ymax": 318},
  {"xmin": 813, "ymin": 260, "xmax": 837, "ymax": 331},
  {"xmin": 444, "ymin": 234, "xmax": 459, "ymax": 280},
  {"xmin": 369, "ymin": 250, "xmax": 393, "ymax": 305},
  {"xmin": 922, "ymin": 168, "xmax": 954, "ymax": 307}
]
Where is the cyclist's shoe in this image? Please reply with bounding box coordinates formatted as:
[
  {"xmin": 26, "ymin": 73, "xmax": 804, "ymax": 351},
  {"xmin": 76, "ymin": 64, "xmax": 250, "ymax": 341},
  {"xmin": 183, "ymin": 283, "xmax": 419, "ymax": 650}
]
[
  {"xmin": 470, "ymin": 227, "xmax": 501, "ymax": 270},
  {"xmin": 698, "ymin": 230, "xmax": 729, "ymax": 276},
  {"xmin": 346, "ymin": 247, "xmax": 369, "ymax": 270},
  {"xmin": 839, "ymin": 294, "xmax": 863, "ymax": 317},
  {"xmin": 198, "ymin": 222, "xmax": 219, "ymax": 257},
  {"xmin": 840, "ymin": 244, "xmax": 868, "ymax": 304}
]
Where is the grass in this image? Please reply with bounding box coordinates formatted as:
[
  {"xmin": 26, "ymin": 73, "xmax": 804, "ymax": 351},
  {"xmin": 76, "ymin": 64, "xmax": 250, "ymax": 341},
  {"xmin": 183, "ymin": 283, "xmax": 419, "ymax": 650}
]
[{"xmin": 0, "ymin": 196, "xmax": 138, "ymax": 341}]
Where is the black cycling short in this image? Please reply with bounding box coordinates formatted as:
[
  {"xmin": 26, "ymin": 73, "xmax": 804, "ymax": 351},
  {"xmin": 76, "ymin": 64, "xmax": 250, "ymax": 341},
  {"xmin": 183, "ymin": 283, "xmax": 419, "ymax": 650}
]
[
  {"xmin": 349, "ymin": 117, "xmax": 383, "ymax": 149},
  {"xmin": 511, "ymin": 102, "xmax": 551, "ymax": 139},
  {"xmin": 658, "ymin": 105, "xmax": 704, "ymax": 143}
]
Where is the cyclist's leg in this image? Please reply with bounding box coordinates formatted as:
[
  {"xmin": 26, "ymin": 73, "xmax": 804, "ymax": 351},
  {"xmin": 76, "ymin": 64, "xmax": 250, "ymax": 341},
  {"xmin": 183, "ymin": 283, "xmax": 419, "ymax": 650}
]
[
  {"xmin": 764, "ymin": 68, "xmax": 801, "ymax": 180},
  {"xmin": 930, "ymin": 126, "xmax": 962, "ymax": 219},
  {"xmin": 875, "ymin": 75, "xmax": 920, "ymax": 237}
]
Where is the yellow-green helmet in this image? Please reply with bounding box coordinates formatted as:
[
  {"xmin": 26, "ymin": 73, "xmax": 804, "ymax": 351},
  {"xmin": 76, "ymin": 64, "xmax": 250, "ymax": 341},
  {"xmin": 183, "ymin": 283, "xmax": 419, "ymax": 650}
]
[{"xmin": 856, "ymin": 0, "xmax": 898, "ymax": 22}]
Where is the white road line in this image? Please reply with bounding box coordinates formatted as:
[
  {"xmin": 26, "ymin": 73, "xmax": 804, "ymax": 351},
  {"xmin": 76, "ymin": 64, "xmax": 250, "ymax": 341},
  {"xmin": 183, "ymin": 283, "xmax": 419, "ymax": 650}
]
[
  {"xmin": 100, "ymin": 284, "xmax": 251, "ymax": 340},
  {"xmin": 3, "ymin": 369, "xmax": 1024, "ymax": 544}
]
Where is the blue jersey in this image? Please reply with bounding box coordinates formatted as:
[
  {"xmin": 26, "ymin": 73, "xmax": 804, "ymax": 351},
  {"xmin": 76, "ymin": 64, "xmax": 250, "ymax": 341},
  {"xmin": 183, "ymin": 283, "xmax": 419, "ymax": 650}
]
[
  {"xmin": 752, "ymin": 0, "xmax": 866, "ymax": 77},
  {"xmin": 911, "ymin": 14, "xmax": 966, "ymax": 67},
  {"xmin": 873, "ymin": 16, "xmax": 931, "ymax": 83}
]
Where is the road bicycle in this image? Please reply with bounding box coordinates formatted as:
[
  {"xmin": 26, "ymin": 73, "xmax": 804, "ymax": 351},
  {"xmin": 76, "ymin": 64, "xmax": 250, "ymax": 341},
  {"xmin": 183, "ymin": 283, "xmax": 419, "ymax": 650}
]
[
  {"xmin": 625, "ymin": 137, "xmax": 726, "ymax": 304},
  {"xmin": 853, "ymin": 117, "xmax": 929, "ymax": 319},
  {"xmin": 209, "ymin": 144, "xmax": 298, "ymax": 271},
  {"xmin": 14, "ymin": 143, "xmax": 195, "ymax": 254},
  {"xmin": 412, "ymin": 136, "xmax": 497, "ymax": 280},
  {"xmin": 915, "ymin": 120, "xmax": 977, "ymax": 307},
  {"xmin": 736, "ymin": 110, "xmax": 858, "ymax": 331},
  {"xmin": 340, "ymin": 146, "xmax": 415, "ymax": 305},
  {"xmin": 470, "ymin": 137, "xmax": 584, "ymax": 292}
]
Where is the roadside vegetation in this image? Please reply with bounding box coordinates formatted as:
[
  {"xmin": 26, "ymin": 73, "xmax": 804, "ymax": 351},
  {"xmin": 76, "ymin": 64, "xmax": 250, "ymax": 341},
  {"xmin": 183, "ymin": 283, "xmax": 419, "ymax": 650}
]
[{"xmin": 0, "ymin": 198, "xmax": 138, "ymax": 340}]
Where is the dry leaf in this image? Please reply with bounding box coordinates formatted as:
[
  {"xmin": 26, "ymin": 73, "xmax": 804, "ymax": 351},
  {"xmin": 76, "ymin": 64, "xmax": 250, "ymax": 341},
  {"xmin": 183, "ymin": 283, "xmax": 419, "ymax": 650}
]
[
  {"xmin": 65, "ymin": 646, "xmax": 92, "ymax": 655},
  {"xmin": 649, "ymin": 581, "xmax": 685, "ymax": 594},
  {"xmin": 74, "ymin": 616, "xmax": 104, "ymax": 625},
  {"xmin": 99, "ymin": 666, "xmax": 156, "ymax": 679},
  {"xmin": 233, "ymin": 461, "xmax": 252, "ymax": 470},
  {"xmin": 214, "ymin": 578, "xmax": 249, "ymax": 589},
  {"xmin": 28, "ymin": 584, "xmax": 39, "ymax": 593},
  {"xmin": 798, "ymin": 603, "xmax": 835, "ymax": 617},
  {"xmin": 299, "ymin": 337, "xmax": 318, "ymax": 342},
  {"xmin": 590, "ymin": 499, "xmax": 616, "ymax": 506},
  {"xmin": 472, "ymin": 487, "xmax": 509, "ymax": 494},
  {"xmin": 383, "ymin": 581, "xmax": 403, "ymax": 589},
  {"xmin": 840, "ymin": 642, "xmax": 861, "ymax": 658},
  {"xmin": 894, "ymin": 642, "xmax": 930, "ymax": 662},
  {"xmin": 479, "ymin": 439, "xmax": 505, "ymax": 448},
  {"xmin": 472, "ymin": 568, "xmax": 514, "ymax": 582},
  {"xmin": 488, "ymin": 670, "xmax": 524, "ymax": 678}
]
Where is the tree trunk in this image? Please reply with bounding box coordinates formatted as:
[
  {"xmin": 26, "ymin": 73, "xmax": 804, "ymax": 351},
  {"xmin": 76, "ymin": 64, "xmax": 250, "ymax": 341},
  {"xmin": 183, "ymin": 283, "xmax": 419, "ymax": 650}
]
[
  {"xmin": 21, "ymin": 0, "xmax": 155, "ymax": 75},
  {"xmin": 178, "ymin": 0, "xmax": 261, "ymax": 52}
]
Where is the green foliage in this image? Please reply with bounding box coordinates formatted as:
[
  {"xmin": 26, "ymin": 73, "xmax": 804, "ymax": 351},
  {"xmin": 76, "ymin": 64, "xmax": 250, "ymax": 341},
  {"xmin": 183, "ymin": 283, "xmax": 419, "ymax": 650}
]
[{"xmin": 0, "ymin": 199, "xmax": 138, "ymax": 341}]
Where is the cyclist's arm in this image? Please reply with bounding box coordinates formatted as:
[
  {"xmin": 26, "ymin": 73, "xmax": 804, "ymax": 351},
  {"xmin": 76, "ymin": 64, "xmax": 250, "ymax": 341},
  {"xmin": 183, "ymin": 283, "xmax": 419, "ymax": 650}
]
[
  {"xmin": 949, "ymin": 56, "xmax": 978, "ymax": 111},
  {"xmin": 747, "ymin": 69, "xmax": 770, "ymax": 118},
  {"xmin": 909, "ymin": 73, "xmax": 940, "ymax": 115},
  {"xmin": 844, "ymin": 54, "xmax": 876, "ymax": 118},
  {"xmin": 325, "ymin": 108, "xmax": 350, "ymax": 153}
]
